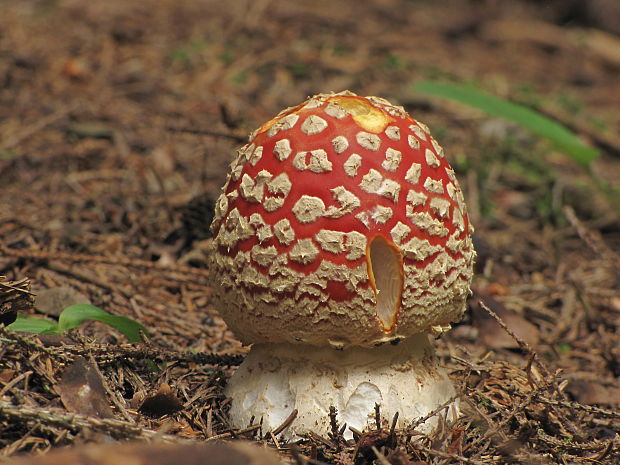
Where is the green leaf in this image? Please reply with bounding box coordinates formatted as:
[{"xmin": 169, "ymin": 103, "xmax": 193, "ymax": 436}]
[
  {"xmin": 412, "ymin": 81, "xmax": 599, "ymax": 166},
  {"xmin": 58, "ymin": 304, "xmax": 148, "ymax": 343},
  {"xmin": 7, "ymin": 314, "xmax": 59, "ymax": 334}
]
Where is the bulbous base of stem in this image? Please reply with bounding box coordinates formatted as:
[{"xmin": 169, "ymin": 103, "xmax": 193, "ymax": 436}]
[{"xmin": 225, "ymin": 334, "xmax": 458, "ymax": 440}]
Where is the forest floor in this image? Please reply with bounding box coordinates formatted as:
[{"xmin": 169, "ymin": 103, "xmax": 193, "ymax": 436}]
[{"xmin": 1, "ymin": 1, "xmax": 619, "ymax": 464}]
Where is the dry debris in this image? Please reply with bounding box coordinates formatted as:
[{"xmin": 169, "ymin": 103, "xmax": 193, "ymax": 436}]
[
  {"xmin": 1, "ymin": 0, "xmax": 619, "ymax": 464},
  {"xmin": 0, "ymin": 277, "xmax": 34, "ymax": 326}
]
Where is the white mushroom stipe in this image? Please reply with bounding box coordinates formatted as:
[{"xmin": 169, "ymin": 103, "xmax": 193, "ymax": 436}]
[{"xmin": 225, "ymin": 334, "xmax": 458, "ymax": 440}]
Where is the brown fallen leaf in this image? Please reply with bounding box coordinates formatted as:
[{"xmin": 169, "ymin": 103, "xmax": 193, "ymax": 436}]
[
  {"xmin": 36, "ymin": 286, "xmax": 90, "ymax": 317},
  {"xmin": 5, "ymin": 440, "xmax": 283, "ymax": 465},
  {"xmin": 565, "ymin": 380, "xmax": 620, "ymax": 406},
  {"xmin": 57, "ymin": 357, "xmax": 114, "ymax": 418},
  {"xmin": 0, "ymin": 369, "xmax": 17, "ymax": 383}
]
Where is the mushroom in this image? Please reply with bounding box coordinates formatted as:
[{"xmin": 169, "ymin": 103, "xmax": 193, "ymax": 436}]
[{"xmin": 209, "ymin": 91, "xmax": 475, "ymax": 439}]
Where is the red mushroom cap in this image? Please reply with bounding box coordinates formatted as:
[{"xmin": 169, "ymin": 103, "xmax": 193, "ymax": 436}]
[{"xmin": 209, "ymin": 91, "xmax": 475, "ymax": 348}]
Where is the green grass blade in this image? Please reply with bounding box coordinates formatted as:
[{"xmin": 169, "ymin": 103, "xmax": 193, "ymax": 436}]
[
  {"xmin": 58, "ymin": 304, "xmax": 148, "ymax": 342},
  {"xmin": 413, "ymin": 81, "xmax": 599, "ymax": 166},
  {"xmin": 7, "ymin": 314, "xmax": 59, "ymax": 334}
]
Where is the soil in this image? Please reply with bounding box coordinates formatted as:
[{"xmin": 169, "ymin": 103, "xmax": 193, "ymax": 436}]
[{"xmin": 1, "ymin": 1, "xmax": 619, "ymax": 464}]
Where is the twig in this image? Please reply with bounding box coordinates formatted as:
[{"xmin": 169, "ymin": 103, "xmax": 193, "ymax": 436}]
[
  {"xmin": 464, "ymin": 387, "xmax": 540, "ymax": 454},
  {"xmin": 88, "ymin": 355, "xmax": 134, "ymax": 423},
  {"xmin": 371, "ymin": 446, "xmax": 392, "ymax": 465},
  {"xmin": 0, "ymin": 241, "xmax": 210, "ymax": 279},
  {"xmin": 348, "ymin": 425, "xmax": 363, "ymax": 440},
  {"xmin": 563, "ymin": 206, "xmax": 620, "ymax": 272},
  {"xmin": 0, "ymin": 277, "xmax": 34, "ymax": 295},
  {"xmin": 478, "ymin": 301, "xmax": 563, "ymax": 397},
  {"xmin": 525, "ymin": 352, "xmax": 537, "ymax": 389},
  {"xmin": 206, "ymin": 424, "xmax": 261, "ymax": 440},
  {"xmin": 0, "ymin": 326, "xmax": 72, "ymax": 362},
  {"xmin": 404, "ymin": 394, "xmax": 459, "ymax": 432},
  {"xmin": 328, "ymin": 406, "xmax": 342, "ymax": 447},
  {"xmin": 591, "ymin": 440, "xmax": 615, "ymax": 462},
  {"xmin": 0, "ymin": 277, "xmax": 34, "ymax": 316},
  {"xmin": 533, "ymin": 395, "xmax": 620, "ymax": 419},
  {"xmin": 0, "ymin": 328, "xmax": 243, "ymax": 366},
  {"xmin": 0, "ymin": 371, "xmax": 33, "ymax": 397},
  {"xmin": 388, "ymin": 412, "xmax": 399, "ymax": 449},
  {"xmin": 536, "ymin": 430, "xmax": 614, "ymax": 452},
  {"xmin": 477, "ymin": 300, "xmax": 588, "ymax": 439},
  {"xmin": 271, "ymin": 409, "xmax": 298, "ymax": 437},
  {"xmin": 269, "ymin": 431, "xmax": 281, "ymax": 449},
  {"xmin": 0, "ymin": 401, "xmax": 181, "ymax": 442},
  {"xmin": 417, "ymin": 446, "xmax": 496, "ymax": 464},
  {"xmin": 305, "ymin": 430, "xmax": 337, "ymax": 449}
]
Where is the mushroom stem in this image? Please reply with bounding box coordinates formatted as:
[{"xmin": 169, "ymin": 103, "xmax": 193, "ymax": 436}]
[{"xmin": 225, "ymin": 333, "xmax": 458, "ymax": 440}]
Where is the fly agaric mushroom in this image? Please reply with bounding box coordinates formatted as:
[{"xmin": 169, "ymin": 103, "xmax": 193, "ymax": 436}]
[{"xmin": 209, "ymin": 91, "xmax": 475, "ymax": 439}]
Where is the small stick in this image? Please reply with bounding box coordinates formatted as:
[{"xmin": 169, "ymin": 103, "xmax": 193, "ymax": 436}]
[
  {"xmin": 591, "ymin": 440, "xmax": 615, "ymax": 462},
  {"xmin": 407, "ymin": 394, "xmax": 458, "ymax": 431},
  {"xmin": 327, "ymin": 406, "xmax": 344, "ymax": 450},
  {"xmin": 0, "ymin": 241, "xmax": 211, "ymax": 279},
  {"xmin": 328, "ymin": 406, "xmax": 340, "ymax": 443},
  {"xmin": 478, "ymin": 300, "xmax": 566, "ymax": 399},
  {"xmin": 536, "ymin": 430, "xmax": 613, "ymax": 452},
  {"xmin": 269, "ymin": 431, "xmax": 281, "ymax": 449},
  {"xmin": 208, "ymin": 424, "xmax": 261, "ymax": 441},
  {"xmin": 0, "ymin": 328, "xmax": 243, "ymax": 366},
  {"xmin": 417, "ymin": 446, "xmax": 489, "ymax": 465},
  {"xmin": 371, "ymin": 446, "xmax": 392, "ymax": 465},
  {"xmin": 88, "ymin": 355, "xmax": 134, "ymax": 423},
  {"xmin": 0, "ymin": 277, "xmax": 34, "ymax": 295},
  {"xmin": 525, "ymin": 352, "xmax": 537, "ymax": 389},
  {"xmin": 206, "ymin": 408, "xmax": 213, "ymax": 438},
  {"xmin": 533, "ymin": 395, "xmax": 620, "ymax": 418},
  {"xmin": 0, "ymin": 401, "xmax": 180, "ymax": 442},
  {"xmin": 0, "ymin": 326, "xmax": 72, "ymax": 362},
  {"xmin": 271, "ymin": 409, "xmax": 298, "ymax": 437},
  {"xmin": 374, "ymin": 403, "xmax": 381, "ymax": 431},
  {"xmin": 389, "ymin": 411, "xmax": 399, "ymax": 438},
  {"xmin": 478, "ymin": 300, "xmax": 582, "ymax": 438},
  {"xmin": 348, "ymin": 425, "xmax": 363, "ymax": 441},
  {"xmin": 305, "ymin": 430, "xmax": 336, "ymax": 449},
  {"xmin": 563, "ymin": 206, "xmax": 620, "ymax": 272}
]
